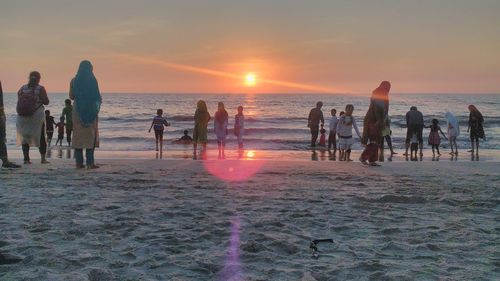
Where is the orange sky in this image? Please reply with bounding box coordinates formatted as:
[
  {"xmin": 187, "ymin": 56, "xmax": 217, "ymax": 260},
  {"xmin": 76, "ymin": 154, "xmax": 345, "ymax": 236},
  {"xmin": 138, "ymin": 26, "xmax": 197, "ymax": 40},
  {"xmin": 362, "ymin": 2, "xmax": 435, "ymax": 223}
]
[{"xmin": 1, "ymin": 0, "xmax": 499, "ymax": 94}]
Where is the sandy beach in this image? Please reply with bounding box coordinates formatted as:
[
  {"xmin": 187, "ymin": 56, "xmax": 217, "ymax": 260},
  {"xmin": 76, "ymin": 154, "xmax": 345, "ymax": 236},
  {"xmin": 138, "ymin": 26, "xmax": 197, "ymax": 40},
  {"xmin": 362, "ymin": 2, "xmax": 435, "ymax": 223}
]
[{"xmin": 1, "ymin": 155, "xmax": 498, "ymax": 280}]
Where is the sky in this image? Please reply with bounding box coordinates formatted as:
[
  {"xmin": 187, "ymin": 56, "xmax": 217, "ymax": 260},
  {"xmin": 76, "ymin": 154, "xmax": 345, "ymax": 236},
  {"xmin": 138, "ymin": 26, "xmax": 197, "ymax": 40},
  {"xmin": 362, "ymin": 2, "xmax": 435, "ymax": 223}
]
[{"xmin": 0, "ymin": 0, "xmax": 499, "ymax": 94}]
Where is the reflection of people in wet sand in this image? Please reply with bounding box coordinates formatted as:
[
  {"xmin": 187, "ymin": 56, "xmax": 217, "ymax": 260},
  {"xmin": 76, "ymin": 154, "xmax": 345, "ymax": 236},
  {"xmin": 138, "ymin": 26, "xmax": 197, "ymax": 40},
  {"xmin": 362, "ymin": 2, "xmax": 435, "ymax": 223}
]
[
  {"xmin": 172, "ymin": 130, "xmax": 193, "ymax": 144},
  {"xmin": 193, "ymin": 100, "xmax": 211, "ymax": 158}
]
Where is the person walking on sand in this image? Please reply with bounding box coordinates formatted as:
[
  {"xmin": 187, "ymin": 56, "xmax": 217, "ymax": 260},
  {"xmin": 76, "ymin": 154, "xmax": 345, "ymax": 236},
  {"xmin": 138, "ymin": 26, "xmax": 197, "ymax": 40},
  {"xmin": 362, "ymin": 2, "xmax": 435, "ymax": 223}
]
[
  {"xmin": 404, "ymin": 106, "xmax": 424, "ymax": 157},
  {"xmin": 445, "ymin": 112, "xmax": 460, "ymax": 155},
  {"xmin": 214, "ymin": 102, "xmax": 228, "ymax": 159},
  {"xmin": 148, "ymin": 109, "xmax": 170, "ymax": 154},
  {"xmin": 360, "ymin": 81, "xmax": 391, "ymax": 165},
  {"xmin": 70, "ymin": 60, "xmax": 102, "ymax": 169},
  {"xmin": 61, "ymin": 99, "xmax": 73, "ymax": 146},
  {"xmin": 467, "ymin": 105, "xmax": 485, "ymax": 159},
  {"xmin": 193, "ymin": 100, "xmax": 211, "ymax": 158},
  {"xmin": 307, "ymin": 101, "xmax": 324, "ymax": 147},
  {"xmin": 234, "ymin": 105, "xmax": 244, "ymax": 149},
  {"xmin": 0, "ymin": 81, "xmax": 20, "ymax": 168},
  {"xmin": 16, "ymin": 71, "xmax": 50, "ymax": 164}
]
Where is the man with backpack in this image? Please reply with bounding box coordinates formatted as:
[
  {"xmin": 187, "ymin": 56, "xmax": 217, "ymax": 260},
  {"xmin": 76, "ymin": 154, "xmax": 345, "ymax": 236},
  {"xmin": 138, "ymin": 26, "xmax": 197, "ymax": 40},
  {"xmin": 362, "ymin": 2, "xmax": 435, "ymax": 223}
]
[
  {"xmin": 16, "ymin": 71, "xmax": 50, "ymax": 164},
  {"xmin": 0, "ymin": 81, "xmax": 20, "ymax": 168}
]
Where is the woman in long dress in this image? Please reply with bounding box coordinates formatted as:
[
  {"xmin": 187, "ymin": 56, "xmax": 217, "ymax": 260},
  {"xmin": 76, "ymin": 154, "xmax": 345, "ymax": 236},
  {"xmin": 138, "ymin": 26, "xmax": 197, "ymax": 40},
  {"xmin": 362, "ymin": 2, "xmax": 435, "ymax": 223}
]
[
  {"xmin": 467, "ymin": 105, "xmax": 484, "ymax": 158},
  {"xmin": 16, "ymin": 71, "xmax": 50, "ymax": 164},
  {"xmin": 69, "ymin": 60, "xmax": 102, "ymax": 169},
  {"xmin": 193, "ymin": 100, "xmax": 211, "ymax": 158},
  {"xmin": 214, "ymin": 102, "xmax": 228, "ymax": 159},
  {"xmin": 360, "ymin": 81, "xmax": 391, "ymax": 166}
]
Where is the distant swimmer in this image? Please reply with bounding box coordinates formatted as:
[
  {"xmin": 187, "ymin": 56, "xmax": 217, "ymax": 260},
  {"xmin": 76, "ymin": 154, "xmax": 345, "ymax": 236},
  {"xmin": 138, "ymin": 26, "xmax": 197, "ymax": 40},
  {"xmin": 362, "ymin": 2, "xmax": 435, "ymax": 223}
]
[{"xmin": 172, "ymin": 130, "xmax": 193, "ymax": 144}]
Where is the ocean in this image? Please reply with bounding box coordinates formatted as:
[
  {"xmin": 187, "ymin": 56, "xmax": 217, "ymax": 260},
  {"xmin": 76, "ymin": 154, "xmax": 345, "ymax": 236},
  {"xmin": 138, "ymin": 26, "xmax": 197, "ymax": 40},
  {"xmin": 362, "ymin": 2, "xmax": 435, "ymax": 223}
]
[{"xmin": 2, "ymin": 93, "xmax": 499, "ymax": 153}]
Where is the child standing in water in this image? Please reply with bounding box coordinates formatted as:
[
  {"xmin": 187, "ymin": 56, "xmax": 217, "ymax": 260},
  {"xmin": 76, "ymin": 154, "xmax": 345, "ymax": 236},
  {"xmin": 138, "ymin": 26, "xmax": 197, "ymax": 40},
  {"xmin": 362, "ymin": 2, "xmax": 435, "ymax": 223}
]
[
  {"xmin": 445, "ymin": 112, "xmax": 460, "ymax": 155},
  {"xmin": 234, "ymin": 106, "xmax": 244, "ymax": 149},
  {"xmin": 55, "ymin": 117, "xmax": 65, "ymax": 146},
  {"xmin": 214, "ymin": 102, "xmax": 228, "ymax": 159},
  {"xmin": 427, "ymin": 118, "xmax": 447, "ymax": 156},
  {"xmin": 336, "ymin": 104, "xmax": 361, "ymax": 161},
  {"xmin": 148, "ymin": 109, "xmax": 170, "ymax": 154},
  {"xmin": 328, "ymin": 108, "xmax": 338, "ymax": 153},
  {"xmin": 61, "ymin": 99, "xmax": 73, "ymax": 146},
  {"xmin": 410, "ymin": 133, "xmax": 419, "ymax": 160},
  {"xmin": 318, "ymin": 124, "xmax": 326, "ymax": 146},
  {"xmin": 45, "ymin": 110, "xmax": 55, "ymax": 147}
]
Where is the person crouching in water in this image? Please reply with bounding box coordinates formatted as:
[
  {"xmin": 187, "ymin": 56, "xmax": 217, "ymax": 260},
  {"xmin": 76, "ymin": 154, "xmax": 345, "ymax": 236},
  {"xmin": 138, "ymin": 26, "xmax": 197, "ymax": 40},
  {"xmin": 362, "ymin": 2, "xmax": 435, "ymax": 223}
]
[
  {"xmin": 336, "ymin": 104, "xmax": 361, "ymax": 161},
  {"xmin": 234, "ymin": 106, "xmax": 244, "ymax": 149},
  {"xmin": 148, "ymin": 109, "xmax": 170, "ymax": 154}
]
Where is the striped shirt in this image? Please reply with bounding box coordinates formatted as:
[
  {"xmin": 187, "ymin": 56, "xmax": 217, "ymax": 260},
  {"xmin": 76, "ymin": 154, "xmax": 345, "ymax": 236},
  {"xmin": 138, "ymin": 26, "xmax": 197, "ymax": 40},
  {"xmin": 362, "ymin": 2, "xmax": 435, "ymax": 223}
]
[{"xmin": 153, "ymin": 116, "xmax": 169, "ymax": 131}]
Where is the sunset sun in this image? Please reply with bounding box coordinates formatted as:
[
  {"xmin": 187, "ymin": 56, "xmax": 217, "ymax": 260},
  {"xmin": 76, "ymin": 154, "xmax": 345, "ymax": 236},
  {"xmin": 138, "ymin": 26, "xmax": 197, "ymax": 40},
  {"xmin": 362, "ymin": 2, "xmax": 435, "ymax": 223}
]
[{"xmin": 244, "ymin": 73, "xmax": 257, "ymax": 87}]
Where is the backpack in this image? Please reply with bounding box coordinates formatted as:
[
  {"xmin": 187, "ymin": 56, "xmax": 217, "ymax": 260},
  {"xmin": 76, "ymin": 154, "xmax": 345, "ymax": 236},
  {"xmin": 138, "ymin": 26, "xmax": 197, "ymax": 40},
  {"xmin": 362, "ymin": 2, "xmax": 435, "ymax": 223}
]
[{"xmin": 17, "ymin": 85, "xmax": 41, "ymax": 116}]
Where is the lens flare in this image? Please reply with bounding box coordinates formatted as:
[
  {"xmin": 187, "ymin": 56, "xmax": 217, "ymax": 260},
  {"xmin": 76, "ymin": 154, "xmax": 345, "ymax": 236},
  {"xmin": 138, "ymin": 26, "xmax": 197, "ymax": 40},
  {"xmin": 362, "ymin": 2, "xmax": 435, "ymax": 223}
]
[{"xmin": 203, "ymin": 159, "xmax": 264, "ymax": 182}]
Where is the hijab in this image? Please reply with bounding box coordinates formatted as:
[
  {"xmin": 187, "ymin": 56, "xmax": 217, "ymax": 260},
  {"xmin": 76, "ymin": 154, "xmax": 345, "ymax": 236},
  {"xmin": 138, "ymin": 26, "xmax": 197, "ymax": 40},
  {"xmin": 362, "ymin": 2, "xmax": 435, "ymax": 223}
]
[
  {"xmin": 371, "ymin": 81, "xmax": 390, "ymax": 110},
  {"xmin": 445, "ymin": 112, "xmax": 460, "ymax": 136},
  {"xmin": 72, "ymin": 60, "xmax": 101, "ymax": 127}
]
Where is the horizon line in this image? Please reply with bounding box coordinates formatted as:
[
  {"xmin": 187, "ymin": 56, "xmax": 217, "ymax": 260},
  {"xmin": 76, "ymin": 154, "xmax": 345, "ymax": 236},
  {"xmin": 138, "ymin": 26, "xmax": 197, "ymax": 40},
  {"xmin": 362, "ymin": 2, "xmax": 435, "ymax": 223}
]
[{"xmin": 2, "ymin": 92, "xmax": 499, "ymax": 95}]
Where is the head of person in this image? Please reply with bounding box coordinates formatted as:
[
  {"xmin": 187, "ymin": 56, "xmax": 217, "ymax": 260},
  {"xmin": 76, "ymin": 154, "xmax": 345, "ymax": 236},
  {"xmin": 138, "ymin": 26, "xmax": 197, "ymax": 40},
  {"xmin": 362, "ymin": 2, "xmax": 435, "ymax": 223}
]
[
  {"xmin": 432, "ymin": 118, "xmax": 438, "ymax": 126},
  {"xmin": 218, "ymin": 102, "xmax": 225, "ymax": 112},
  {"xmin": 28, "ymin": 71, "xmax": 41, "ymax": 88},
  {"xmin": 468, "ymin": 104, "xmax": 480, "ymax": 114},
  {"xmin": 316, "ymin": 101, "xmax": 323, "ymax": 109},
  {"xmin": 157, "ymin": 109, "xmax": 163, "ymax": 116},
  {"xmin": 345, "ymin": 104, "xmax": 354, "ymax": 116},
  {"xmin": 339, "ymin": 111, "xmax": 345, "ymax": 116},
  {"xmin": 410, "ymin": 106, "xmax": 417, "ymax": 111},
  {"xmin": 60, "ymin": 116, "xmax": 65, "ymax": 122},
  {"xmin": 196, "ymin": 100, "xmax": 208, "ymax": 112},
  {"xmin": 372, "ymin": 81, "xmax": 391, "ymax": 101},
  {"xmin": 183, "ymin": 130, "xmax": 189, "ymax": 136},
  {"xmin": 65, "ymin": 99, "xmax": 72, "ymax": 106},
  {"xmin": 237, "ymin": 105, "xmax": 243, "ymax": 114},
  {"xmin": 45, "ymin": 110, "xmax": 50, "ymax": 116},
  {"xmin": 331, "ymin": 108, "xmax": 337, "ymax": 116}
]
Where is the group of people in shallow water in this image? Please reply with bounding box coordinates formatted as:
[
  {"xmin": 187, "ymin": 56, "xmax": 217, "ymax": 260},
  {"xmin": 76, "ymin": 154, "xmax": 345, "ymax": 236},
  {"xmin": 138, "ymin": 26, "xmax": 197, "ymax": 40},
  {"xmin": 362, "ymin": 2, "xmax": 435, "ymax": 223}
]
[
  {"xmin": 307, "ymin": 81, "xmax": 486, "ymax": 165},
  {"xmin": 0, "ymin": 70, "xmax": 487, "ymax": 169}
]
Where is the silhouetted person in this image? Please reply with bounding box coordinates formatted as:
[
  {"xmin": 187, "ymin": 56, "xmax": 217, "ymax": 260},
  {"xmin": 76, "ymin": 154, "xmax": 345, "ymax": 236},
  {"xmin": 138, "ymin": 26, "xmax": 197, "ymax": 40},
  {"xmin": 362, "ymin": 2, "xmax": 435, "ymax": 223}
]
[
  {"xmin": 308, "ymin": 101, "xmax": 324, "ymax": 147},
  {"xmin": 16, "ymin": 71, "xmax": 50, "ymax": 164},
  {"xmin": 467, "ymin": 105, "xmax": 484, "ymax": 159},
  {"xmin": 193, "ymin": 100, "xmax": 211, "ymax": 158},
  {"xmin": 45, "ymin": 110, "xmax": 55, "ymax": 146},
  {"xmin": 404, "ymin": 106, "xmax": 424, "ymax": 156},
  {"xmin": 214, "ymin": 102, "xmax": 228, "ymax": 159},
  {"xmin": 61, "ymin": 99, "xmax": 73, "ymax": 146},
  {"xmin": 0, "ymin": 81, "xmax": 20, "ymax": 168}
]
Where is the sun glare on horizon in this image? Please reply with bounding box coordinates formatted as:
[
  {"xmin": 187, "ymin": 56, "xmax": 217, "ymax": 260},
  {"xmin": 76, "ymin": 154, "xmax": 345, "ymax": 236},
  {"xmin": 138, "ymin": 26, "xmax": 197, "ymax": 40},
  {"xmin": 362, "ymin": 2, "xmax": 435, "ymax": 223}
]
[{"xmin": 244, "ymin": 73, "xmax": 257, "ymax": 87}]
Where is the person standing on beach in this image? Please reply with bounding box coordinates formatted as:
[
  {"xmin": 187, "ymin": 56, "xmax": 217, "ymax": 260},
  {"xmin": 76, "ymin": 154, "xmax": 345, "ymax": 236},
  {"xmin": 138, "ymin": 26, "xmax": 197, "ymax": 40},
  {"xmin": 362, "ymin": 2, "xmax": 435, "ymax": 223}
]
[
  {"xmin": 360, "ymin": 81, "xmax": 391, "ymax": 165},
  {"xmin": 61, "ymin": 99, "xmax": 73, "ymax": 146},
  {"xmin": 16, "ymin": 71, "xmax": 50, "ymax": 164},
  {"xmin": 445, "ymin": 112, "xmax": 460, "ymax": 155},
  {"xmin": 55, "ymin": 117, "xmax": 65, "ymax": 146},
  {"xmin": 427, "ymin": 118, "xmax": 447, "ymax": 157},
  {"xmin": 0, "ymin": 81, "xmax": 20, "ymax": 168},
  {"xmin": 214, "ymin": 102, "xmax": 228, "ymax": 159},
  {"xmin": 328, "ymin": 108, "xmax": 338, "ymax": 154},
  {"xmin": 307, "ymin": 101, "xmax": 324, "ymax": 147},
  {"xmin": 193, "ymin": 100, "xmax": 211, "ymax": 158},
  {"xmin": 336, "ymin": 104, "xmax": 361, "ymax": 161},
  {"xmin": 148, "ymin": 109, "xmax": 170, "ymax": 154},
  {"xmin": 234, "ymin": 105, "xmax": 244, "ymax": 149},
  {"xmin": 467, "ymin": 105, "xmax": 484, "ymax": 159},
  {"xmin": 404, "ymin": 106, "xmax": 424, "ymax": 157},
  {"xmin": 45, "ymin": 110, "xmax": 55, "ymax": 147},
  {"xmin": 70, "ymin": 60, "xmax": 102, "ymax": 169}
]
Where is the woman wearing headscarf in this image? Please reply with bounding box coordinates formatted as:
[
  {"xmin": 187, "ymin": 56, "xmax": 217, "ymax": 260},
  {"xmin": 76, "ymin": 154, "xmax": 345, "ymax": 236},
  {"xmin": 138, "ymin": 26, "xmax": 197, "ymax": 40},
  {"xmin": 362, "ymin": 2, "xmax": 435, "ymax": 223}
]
[
  {"xmin": 69, "ymin": 60, "xmax": 102, "ymax": 169},
  {"xmin": 467, "ymin": 105, "xmax": 484, "ymax": 157},
  {"xmin": 16, "ymin": 71, "xmax": 50, "ymax": 164},
  {"xmin": 193, "ymin": 100, "xmax": 211, "ymax": 157},
  {"xmin": 360, "ymin": 81, "xmax": 391, "ymax": 166},
  {"xmin": 214, "ymin": 102, "xmax": 228, "ymax": 159},
  {"xmin": 445, "ymin": 112, "xmax": 460, "ymax": 155}
]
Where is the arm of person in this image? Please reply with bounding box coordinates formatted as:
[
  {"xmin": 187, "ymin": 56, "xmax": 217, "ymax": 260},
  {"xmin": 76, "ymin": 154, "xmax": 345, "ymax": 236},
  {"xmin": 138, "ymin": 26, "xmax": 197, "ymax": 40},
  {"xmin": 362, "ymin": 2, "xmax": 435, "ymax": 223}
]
[
  {"xmin": 69, "ymin": 79, "xmax": 75, "ymax": 100},
  {"xmin": 353, "ymin": 119, "xmax": 361, "ymax": 139},
  {"xmin": 320, "ymin": 111, "xmax": 324, "ymax": 126},
  {"xmin": 39, "ymin": 87, "xmax": 49, "ymax": 105},
  {"xmin": 148, "ymin": 121, "xmax": 154, "ymax": 132},
  {"xmin": 163, "ymin": 118, "xmax": 170, "ymax": 127},
  {"xmin": 439, "ymin": 128, "xmax": 448, "ymax": 140},
  {"xmin": 307, "ymin": 110, "xmax": 313, "ymax": 128}
]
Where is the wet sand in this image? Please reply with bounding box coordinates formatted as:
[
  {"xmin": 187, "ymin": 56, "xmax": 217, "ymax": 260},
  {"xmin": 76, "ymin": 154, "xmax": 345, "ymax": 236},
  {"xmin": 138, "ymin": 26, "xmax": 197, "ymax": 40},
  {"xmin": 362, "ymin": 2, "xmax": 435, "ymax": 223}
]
[{"xmin": 0, "ymin": 157, "xmax": 499, "ymax": 280}]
